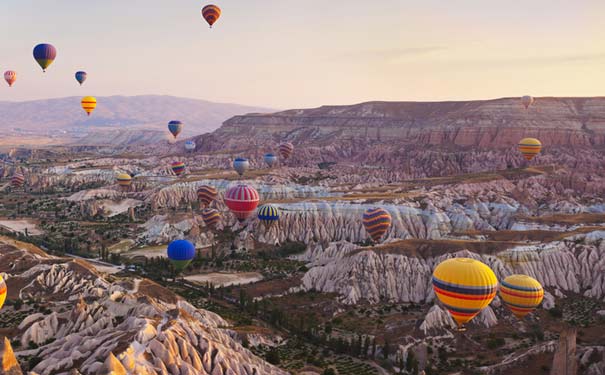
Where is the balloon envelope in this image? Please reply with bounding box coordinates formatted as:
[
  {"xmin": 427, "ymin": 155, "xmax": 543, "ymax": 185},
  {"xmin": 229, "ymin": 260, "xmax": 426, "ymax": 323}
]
[
  {"xmin": 75, "ymin": 71, "xmax": 87, "ymax": 85},
  {"xmin": 201, "ymin": 208, "xmax": 222, "ymax": 229},
  {"xmin": 257, "ymin": 204, "xmax": 280, "ymax": 226},
  {"xmin": 518, "ymin": 138, "xmax": 542, "ymax": 161},
  {"xmin": 224, "ymin": 184, "xmax": 259, "ymax": 221},
  {"xmin": 11, "ymin": 173, "xmax": 25, "ymax": 188},
  {"xmin": 279, "ymin": 142, "xmax": 294, "ymax": 159},
  {"xmin": 233, "ymin": 158, "xmax": 249, "ymax": 176},
  {"xmin": 168, "ymin": 121, "xmax": 183, "ymax": 138},
  {"xmin": 185, "ymin": 140, "xmax": 196, "ymax": 151},
  {"xmin": 432, "ymin": 258, "xmax": 498, "ymax": 328},
  {"xmin": 4, "ymin": 71, "xmax": 16, "ymax": 87},
  {"xmin": 81, "ymin": 96, "xmax": 97, "ymax": 116},
  {"xmin": 499, "ymin": 274, "xmax": 544, "ymax": 319},
  {"xmin": 33, "ymin": 43, "xmax": 57, "ymax": 72},
  {"xmin": 0, "ymin": 275, "xmax": 6, "ymax": 312},
  {"xmin": 264, "ymin": 153, "xmax": 278, "ymax": 168},
  {"xmin": 362, "ymin": 207, "xmax": 392, "ymax": 242},
  {"xmin": 171, "ymin": 161, "xmax": 186, "ymax": 176},
  {"xmin": 521, "ymin": 95, "xmax": 534, "ymax": 109},
  {"xmin": 116, "ymin": 173, "xmax": 132, "ymax": 191},
  {"xmin": 202, "ymin": 4, "xmax": 221, "ymax": 27},
  {"xmin": 167, "ymin": 240, "xmax": 196, "ymax": 272},
  {"xmin": 197, "ymin": 185, "xmax": 218, "ymax": 207}
]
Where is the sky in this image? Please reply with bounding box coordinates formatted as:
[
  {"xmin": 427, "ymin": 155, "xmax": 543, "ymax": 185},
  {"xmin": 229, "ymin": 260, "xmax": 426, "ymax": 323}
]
[{"xmin": 0, "ymin": 0, "xmax": 604, "ymax": 109}]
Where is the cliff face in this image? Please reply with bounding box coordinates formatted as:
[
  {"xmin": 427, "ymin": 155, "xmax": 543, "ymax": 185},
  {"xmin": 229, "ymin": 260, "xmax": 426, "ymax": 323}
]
[{"xmin": 218, "ymin": 97, "xmax": 605, "ymax": 148}]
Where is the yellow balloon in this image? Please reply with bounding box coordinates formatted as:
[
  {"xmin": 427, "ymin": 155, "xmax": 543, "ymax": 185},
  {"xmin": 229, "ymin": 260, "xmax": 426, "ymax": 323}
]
[
  {"xmin": 116, "ymin": 173, "xmax": 132, "ymax": 189},
  {"xmin": 499, "ymin": 274, "xmax": 543, "ymax": 319},
  {"xmin": 81, "ymin": 96, "xmax": 97, "ymax": 116},
  {"xmin": 432, "ymin": 258, "xmax": 498, "ymax": 328},
  {"xmin": 518, "ymin": 137, "xmax": 542, "ymax": 161},
  {"xmin": 0, "ymin": 275, "xmax": 6, "ymax": 311}
]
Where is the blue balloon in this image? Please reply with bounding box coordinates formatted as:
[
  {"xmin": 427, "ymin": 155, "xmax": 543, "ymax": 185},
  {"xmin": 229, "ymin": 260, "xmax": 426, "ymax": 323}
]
[
  {"xmin": 75, "ymin": 71, "xmax": 87, "ymax": 85},
  {"xmin": 264, "ymin": 153, "xmax": 278, "ymax": 168},
  {"xmin": 167, "ymin": 240, "xmax": 196, "ymax": 261}
]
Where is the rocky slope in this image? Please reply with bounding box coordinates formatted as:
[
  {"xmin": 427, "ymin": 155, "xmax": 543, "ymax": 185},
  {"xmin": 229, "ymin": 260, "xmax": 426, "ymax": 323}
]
[{"xmin": 0, "ymin": 238, "xmax": 287, "ymax": 375}]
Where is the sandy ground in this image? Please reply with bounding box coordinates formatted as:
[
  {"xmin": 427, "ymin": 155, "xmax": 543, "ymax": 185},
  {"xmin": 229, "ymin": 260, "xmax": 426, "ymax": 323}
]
[
  {"xmin": 0, "ymin": 220, "xmax": 43, "ymax": 235},
  {"xmin": 185, "ymin": 272, "xmax": 263, "ymax": 287},
  {"xmin": 124, "ymin": 245, "xmax": 168, "ymax": 258}
]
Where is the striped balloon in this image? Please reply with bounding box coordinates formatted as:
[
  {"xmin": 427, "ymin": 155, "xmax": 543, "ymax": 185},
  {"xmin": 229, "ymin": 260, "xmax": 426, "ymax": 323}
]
[
  {"xmin": 202, "ymin": 4, "xmax": 221, "ymax": 27},
  {"xmin": 4, "ymin": 71, "xmax": 16, "ymax": 87},
  {"xmin": 201, "ymin": 208, "xmax": 222, "ymax": 229},
  {"xmin": 197, "ymin": 185, "xmax": 218, "ymax": 207},
  {"xmin": 499, "ymin": 274, "xmax": 544, "ymax": 319},
  {"xmin": 33, "ymin": 43, "xmax": 57, "ymax": 72},
  {"xmin": 362, "ymin": 207, "xmax": 392, "ymax": 242},
  {"xmin": 81, "ymin": 96, "xmax": 97, "ymax": 116},
  {"xmin": 233, "ymin": 158, "xmax": 249, "ymax": 176},
  {"xmin": 257, "ymin": 204, "xmax": 280, "ymax": 226},
  {"xmin": 11, "ymin": 173, "xmax": 25, "ymax": 188},
  {"xmin": 279, "ymin": 142, "xmax": 294, "ymax": 159},
  {"xmin": 116, "ymin": 173, "xmax": 132, "ymax": 191},
  {"xmin": 0, "ymin": 275, "xmax": 6, "ymax": 311},
  {"xmin": 264, "ymin": 153, "xmax": 278, "ymax": 168},
  {"xmin": 168, "ymin": 121, "xmax": 183, "ymax": 138},
  {"xmin": 224, "ymin": 184, "xmax": 260, "ymax": 222},
  {"xmin": 518, "ymin": 138, "xmax": 542, "ymax": 161},
  {"xmin": 171, "ymin": 161, "xmax": 186, "ymax": 176},
  {"xmin": 432, "ymin": 258, "xmax": 498, "ymax": 328}
]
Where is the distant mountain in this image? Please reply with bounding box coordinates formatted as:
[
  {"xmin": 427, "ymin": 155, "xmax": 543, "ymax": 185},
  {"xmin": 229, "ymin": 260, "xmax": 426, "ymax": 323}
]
[{"xmin": 0, "ymin": 95, "xmax": 271, "ymax": 142}]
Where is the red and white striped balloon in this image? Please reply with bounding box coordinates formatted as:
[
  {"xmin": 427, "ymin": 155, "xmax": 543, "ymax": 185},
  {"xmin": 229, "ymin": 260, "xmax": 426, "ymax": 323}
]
[
  {"xmin": 224, "ymin": 184, "xmax": 260, "ymax": 222},
  {"xmin": 4, "ymin": 71, "xmax": 16, "ymax": 87}
]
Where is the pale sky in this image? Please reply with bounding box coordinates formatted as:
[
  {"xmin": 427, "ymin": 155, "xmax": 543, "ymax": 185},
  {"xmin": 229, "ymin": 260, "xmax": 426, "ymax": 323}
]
[{"xmin": 1, "ymin": 0, "xmax": 603, "ymax": 109}]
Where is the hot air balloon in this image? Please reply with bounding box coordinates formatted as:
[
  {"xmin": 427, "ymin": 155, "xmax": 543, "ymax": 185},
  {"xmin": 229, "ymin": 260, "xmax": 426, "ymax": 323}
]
[
  {"xmin": 171, "ymin": 161, "xmax": 186, "ymax": 176},
  {"xmin": 202, "ymin": 4, "xmax": 221, "ymax": 28},
  {"xmin": 362, "ymin": 207, "xmax": 392, "ymax": 243},
  {"xmin": 432, "ymin": 258, "xmax": 498, "ymax": 329},
  {"xmin": 521, "ymin": 95, "xmax": 534, "ymax": 109},
  {"xmin": 264, "ymin": 153, "xmax": 278, "ymax": 168},
  {"xmin": 499, "ymin": 274, "xmax": 544, "ymax": 319},
  {"xmin": 75, "ymin": 71, "xmax": 87, "ymax": 86},
  {"xmin": 185, "ymin": 140, "xmax": 196, "ymax": 152},
  {"xmin": 197, "ymin": 185, "xmax": 218, "ymax": 207},
  {"xmin": 4, "ymin": 71, "xmax": 16, "ymax": 87},
  {"xmin": 201, "ymin": 208, "xmax": 222, "ymax": 229},
  {"xmin": 257, "ymin": 204, "xmax": 280, "ymax": 227},
  {"xmin": 168, "ymin": 121, "xmax": 183, "ymax": 139},
  {"xmin": 11, "ymin": 173, "xmax": 25, "ymax": 188},
  {"xmin": 518, "ymin": 138, "xmax": 542, "ymax": 161},
  {"xmin": 233, "ymin": 158, "xmax": 249, "ymax": 176},
  {"xmin": 167, "ymin": 239, "xmax": 196, "ymax": 272},
  {"xmin": 33, "ymin": 43, "xmax": 57, "ymax": 72},
  {"xmin": 224, "ymin": 184, "xmax": 259, "ymax": 222},
  {"xmin": 279, "ymin": 142, "xmax": 294, "ymax": 159},
  {"xmin": 116, "ymin": 173, "xmax": 132, "ymax": 191},
  {"xmin": 0, "ymin": 275, "xmax": 6, "ymax": 311},
  {"xmin": 81, "ymin": 96, "xmax": 97, "ymax": 116}
]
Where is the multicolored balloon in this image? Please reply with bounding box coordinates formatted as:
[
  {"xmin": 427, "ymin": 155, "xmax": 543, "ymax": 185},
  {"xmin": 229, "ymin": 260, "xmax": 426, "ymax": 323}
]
[
  {"xmin": 197, "ymin": 185, "xmax": 218, "ymax": 207},
  {"xmin": 167, "ymin": 239, "xmax": 196, "ymax": 272},
  {"xmin": 201, "ymin": 208, "xmax": 222, "ymax": 229},
  {"xmin": 257, "ymin": 204, "xmax": 280, "ymax": 226},
  {"xmin": 116, "ymin": 173, "xmax": 132, "ymax": 191},
  {"xmin": 499, "ymin": 274, "xmax": 544, "ymax": 319},
  {"xmin": 521, "ymin": 95, "xmax": 534, "ymax": 109},
  {"xmin": 518, "ymin": 138, "xmax": 542, "ymax": 161},
  {"xmin": 11, "ymin": 172, "xmax": 25, "ymax": 188},
  {"xmin": 185, "ymin": 140, "xmax": 196, "ymax": 152},
  {"xmin": 202, "ymin": 4, "xmax": 221, "ymax": 28},
  {"xmin": 168, "ymin": 121, "xmax": 183, "ymax": 138},
  {"xmin": 362, "ymin": 207, "xmax": 392, "ymax": 243},
  {"xmin": 233, "ymin": 157, "xmax": 249, "ymax": 176},
  {"xmin": 264, "ymin": 153, "xmax": 278, "ymax": 168},
  {"xmin": 171, "ymin": 161, "xmax": 186, "ymax": 176},
  {"xmin": 0, "ymin": 275, "xmax": 6, "ymax": 311},
  {"xmin": 75, "ymin": 71, "xmax": 87, "ymax": 86},
  {"xmin": 224, "ymin": 184, "xmax": 260, "ymax": 222},
  {"xmin": 81, "ymin": 96, "xmax": 97, "ymax": 116},
  {"xmin": 279, "ymin": 142, "xmax": 294, "ymax": 159},
  {"xmin": 4, "ymin": 71, "xmax": 16, "ymax": 87},
  {"xmin": 432, "ymin": 258, "xmax": 498, "ymax": 328},
  {"xmin": 33, "ymin": 43, "xmax": 57, "ymax": 72}
]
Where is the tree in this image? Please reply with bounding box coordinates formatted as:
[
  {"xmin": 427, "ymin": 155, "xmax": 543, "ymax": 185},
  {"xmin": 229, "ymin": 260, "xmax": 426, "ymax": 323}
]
[
  {"xmin": 406, "ymin": 351, "xmax": 419, "ymax": 375},
  {"xmin": 383, "ymin": 339, "xmax": 391, "ymax": 359},
  {"xmin": 322, "ymin": 368, "xmax": 336, "ymax": 375},
  {"xmin": 266, "ymin": 347, "xmax": 280, "ymax": 365}
]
